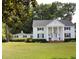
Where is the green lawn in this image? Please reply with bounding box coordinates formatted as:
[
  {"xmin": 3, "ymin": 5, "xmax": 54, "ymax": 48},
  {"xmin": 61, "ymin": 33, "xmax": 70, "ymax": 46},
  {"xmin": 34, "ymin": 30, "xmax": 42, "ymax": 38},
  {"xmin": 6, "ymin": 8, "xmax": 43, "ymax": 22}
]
[{"xmin": 2, "ymin": 42, "xmax": 76, "ymax": 59}]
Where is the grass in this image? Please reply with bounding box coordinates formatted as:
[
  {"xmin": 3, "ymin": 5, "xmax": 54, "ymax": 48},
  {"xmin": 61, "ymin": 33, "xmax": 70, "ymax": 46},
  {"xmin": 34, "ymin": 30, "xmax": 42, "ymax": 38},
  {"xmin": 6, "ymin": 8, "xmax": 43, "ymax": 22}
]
[{"xmin": 2, "ymin": 42, "xmax": 76, "ymax": 59}]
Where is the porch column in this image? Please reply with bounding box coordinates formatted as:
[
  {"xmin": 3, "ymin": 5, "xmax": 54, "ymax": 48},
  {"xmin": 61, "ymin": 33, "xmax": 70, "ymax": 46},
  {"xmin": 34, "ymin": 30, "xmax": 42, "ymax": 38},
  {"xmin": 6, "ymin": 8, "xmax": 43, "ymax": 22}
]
[
  {"xmin": 57, "ymin": 27, "xmax": 59, "ymax": 40},
  {"xmin": 60, "ymin": 27, "xmax": 64, "ymax": 41},
  {"xmin": 46, "ymin": 27, "xmax": 49, "ymax": 41},
  {"xmin": 62, "ymin": 27, "xmax": 64, "ymax": 41},
  {"xmin": 52, "ymin": 27, "xmax": 54, "ymax": 41}
]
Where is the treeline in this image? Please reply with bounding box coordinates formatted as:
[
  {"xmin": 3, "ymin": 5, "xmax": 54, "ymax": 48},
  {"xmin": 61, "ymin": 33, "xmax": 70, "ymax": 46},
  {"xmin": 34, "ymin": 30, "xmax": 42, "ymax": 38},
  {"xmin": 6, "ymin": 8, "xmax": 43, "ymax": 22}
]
[{"xmin": 2, "ymin": 0, "xmax": 76, "ymax": 40}]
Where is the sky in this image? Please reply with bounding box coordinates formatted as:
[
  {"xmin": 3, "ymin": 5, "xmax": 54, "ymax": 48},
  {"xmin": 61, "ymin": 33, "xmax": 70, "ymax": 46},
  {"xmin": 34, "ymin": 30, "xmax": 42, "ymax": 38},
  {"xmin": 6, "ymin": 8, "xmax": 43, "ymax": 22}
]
[
  {"xmin": 36, "ymin": 0, "xmax": 76, "ymax": 4},
  {"xmin": 36, "ymin": 0, "xmax": 77, "ymax": 23}
]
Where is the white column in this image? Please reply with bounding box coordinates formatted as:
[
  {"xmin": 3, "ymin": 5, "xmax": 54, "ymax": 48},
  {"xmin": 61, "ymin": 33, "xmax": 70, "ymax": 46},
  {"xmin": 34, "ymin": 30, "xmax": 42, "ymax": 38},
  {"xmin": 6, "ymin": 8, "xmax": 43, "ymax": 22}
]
[
  {"xmin": 61, "ymin": 27, "xmax": 64, "ymax": 41},
  {"xmin": 52, "ymin": 27, "xmax": 53, "ymax": 41},
  {"xmin": 57, "ymin": 27, "xmax": 59, "ymax": 40},
  {"xmin": 62, "ymin": 27, "xmax": 64, "ymax": 41},
  {"xmin": 46, "ymin": 27, "xmax": 48, "ymax": 41}
]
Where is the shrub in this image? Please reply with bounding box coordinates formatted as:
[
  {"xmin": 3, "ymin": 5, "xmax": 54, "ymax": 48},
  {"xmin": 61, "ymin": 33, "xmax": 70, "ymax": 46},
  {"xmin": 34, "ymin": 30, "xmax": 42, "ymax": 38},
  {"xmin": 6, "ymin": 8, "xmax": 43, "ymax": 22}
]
[
  {"xmin": 32, "ymin": 39, "xmax": 47, "ymax": 43},
  {"xmin": 25, "ymin": 38, "xmax": 32, "ymax": 42},
  {"xmin": 9, "ymin": 38, "xmax": 26, "ymax": 42},
  {"xmin": 2, "ymin": 39, "xmax": 6, "ymax": 42},
  {"xmin": 64, "ymin": 38, "xmax": 76, "ymax": 42}
]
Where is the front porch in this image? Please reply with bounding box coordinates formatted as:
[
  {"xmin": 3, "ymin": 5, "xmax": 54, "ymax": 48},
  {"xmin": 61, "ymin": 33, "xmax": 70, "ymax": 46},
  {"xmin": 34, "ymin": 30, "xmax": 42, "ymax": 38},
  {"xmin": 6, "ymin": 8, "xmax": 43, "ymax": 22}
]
[{"xmin": 47, "ymin": 26, "xmax": 64, "ymax": 41}]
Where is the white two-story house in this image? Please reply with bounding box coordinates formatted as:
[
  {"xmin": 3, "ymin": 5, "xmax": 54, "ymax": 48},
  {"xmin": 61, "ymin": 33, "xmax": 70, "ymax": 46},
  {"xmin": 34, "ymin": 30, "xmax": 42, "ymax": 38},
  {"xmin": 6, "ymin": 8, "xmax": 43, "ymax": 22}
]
[{"xmin": 33, "ymin": 20, "xmax": 75, "ymax": 41}]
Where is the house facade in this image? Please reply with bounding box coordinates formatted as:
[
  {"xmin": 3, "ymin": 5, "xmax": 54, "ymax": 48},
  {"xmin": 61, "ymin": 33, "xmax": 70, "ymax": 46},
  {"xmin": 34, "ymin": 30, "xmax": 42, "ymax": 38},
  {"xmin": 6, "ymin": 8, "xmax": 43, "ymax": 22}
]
[
  {"xmin": 12, "ymin": 31, "xmax": 32, "ymax": 39},
  {"xmin": 33, "ymin": 20, "xmax": 75, "ymax": 41}
]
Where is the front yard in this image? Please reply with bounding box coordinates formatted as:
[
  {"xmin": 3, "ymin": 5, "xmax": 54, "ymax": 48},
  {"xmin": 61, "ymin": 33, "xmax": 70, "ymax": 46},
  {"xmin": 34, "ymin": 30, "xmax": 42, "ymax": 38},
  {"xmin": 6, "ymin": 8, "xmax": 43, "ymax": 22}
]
[{"xmin": 2, "ymin": 42, "xmax": 76, "ymax": 59}]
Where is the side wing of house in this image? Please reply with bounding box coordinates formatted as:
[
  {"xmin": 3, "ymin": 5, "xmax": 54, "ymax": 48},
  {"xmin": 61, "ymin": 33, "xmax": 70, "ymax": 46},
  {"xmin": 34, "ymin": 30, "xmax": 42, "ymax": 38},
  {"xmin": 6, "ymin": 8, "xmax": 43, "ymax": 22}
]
[
  {"xmin": 64, "ymin": 26, "xmax": 75, "ymax": 39},
  {"xmin": 13, "ymin": 33, "xmax": 32, "ymax": 39},
  {"xmin": 59, "ymin": 20, "xmax": 76, "ymax": 39}
]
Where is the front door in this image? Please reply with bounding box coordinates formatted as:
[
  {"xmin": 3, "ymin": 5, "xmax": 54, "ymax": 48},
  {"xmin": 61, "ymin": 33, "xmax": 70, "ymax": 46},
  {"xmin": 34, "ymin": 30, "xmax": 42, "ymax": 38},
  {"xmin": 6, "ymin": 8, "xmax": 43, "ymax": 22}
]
[
  {"xmin": 54, "ymin": 33, "xmax": 57, "ymax": 40},
  {"xmin": 48, "ymin": 33, "xmax": 52, "ymax": 41}
]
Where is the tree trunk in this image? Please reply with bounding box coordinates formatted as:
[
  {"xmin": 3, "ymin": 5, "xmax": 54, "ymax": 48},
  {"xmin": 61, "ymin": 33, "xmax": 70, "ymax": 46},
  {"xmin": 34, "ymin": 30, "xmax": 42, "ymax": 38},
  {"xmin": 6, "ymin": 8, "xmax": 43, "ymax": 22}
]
[{"xmin": 5, "ymin": 24, "xmax": 9, "ymax": 42}]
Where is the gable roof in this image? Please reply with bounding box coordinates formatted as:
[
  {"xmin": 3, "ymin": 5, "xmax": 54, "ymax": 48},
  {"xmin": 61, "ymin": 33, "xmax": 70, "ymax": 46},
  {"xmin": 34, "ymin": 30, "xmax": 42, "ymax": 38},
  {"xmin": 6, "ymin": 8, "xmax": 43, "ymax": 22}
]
[
  {"xmin": 33, "ymin": 20, "xmax": 53, "ymax": 27},
  {"xmin": 13, "ymin": 30, "xmax": 32, "ymax": 35},
  {"xmin": 13, "ymin": 33, "xmax": 32, "ymax": 35},
  {"xmin": 33, "ymin": 20, "xmax": 74, "ymax": 27},
  {"xmin": 59, "ymin": 20, "xmax": 74, "ymax": 26}
]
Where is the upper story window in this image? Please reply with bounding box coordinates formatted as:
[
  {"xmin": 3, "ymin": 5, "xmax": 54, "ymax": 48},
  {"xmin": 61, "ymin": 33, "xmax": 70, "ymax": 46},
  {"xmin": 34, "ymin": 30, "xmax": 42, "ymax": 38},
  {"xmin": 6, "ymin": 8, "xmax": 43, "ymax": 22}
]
[
  {"xmin": 64, "ymin": 27, "xmax": 71, "ymax": 30},
  {"xmin": 37, "ymin": 27, "xmax": 44, "ymax": 31}
]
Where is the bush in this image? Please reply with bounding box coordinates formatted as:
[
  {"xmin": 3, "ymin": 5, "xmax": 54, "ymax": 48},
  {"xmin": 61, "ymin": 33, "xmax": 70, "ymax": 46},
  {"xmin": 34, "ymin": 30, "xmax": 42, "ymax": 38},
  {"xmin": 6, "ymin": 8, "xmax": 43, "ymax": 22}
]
[
  {"xmin": 32, "ymin": 39, "xmax": 47, "ymax": 43},
  {"xmin": 64, "ymin": 38, "xmax": 76, "ymax": 42},
  {"xmin": 2, "ymin": 38, "xmax": 27, "ymax": 42},
  {"xmin": 9, "ymin": 39, "xmax": 26, "ymax": 42},
  {"xmin": 2, "ymin": 39, "xmax": 6, "ymax": 42},
  {"xmin": 25, "ymin": 38, "xmax": 32, "ymax": 42}
]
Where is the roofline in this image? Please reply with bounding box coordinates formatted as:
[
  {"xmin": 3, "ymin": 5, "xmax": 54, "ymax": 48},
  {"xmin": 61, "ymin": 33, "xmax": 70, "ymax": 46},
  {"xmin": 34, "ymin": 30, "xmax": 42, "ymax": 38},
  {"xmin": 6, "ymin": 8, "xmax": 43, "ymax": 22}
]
[{"xmin": 46, "ymin": 20, "xmax": 65, "ymax": 26}]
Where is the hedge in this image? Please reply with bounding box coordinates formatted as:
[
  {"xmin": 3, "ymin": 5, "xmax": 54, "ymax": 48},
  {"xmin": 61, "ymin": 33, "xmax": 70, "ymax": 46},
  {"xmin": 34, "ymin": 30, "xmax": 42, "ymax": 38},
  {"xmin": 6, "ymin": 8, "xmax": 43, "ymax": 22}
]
[
  {"xmin": 25, "ymin": 38, "xmax": 32, "ymax": 42},
  {"xmin": 2, "ymin": 39, "xmax": 6, "ymax": 42},
  {"xmin": 32, "ymin": 39, "xmax": 47, "ymax": 43},
  {"xmin": 2, "ymin": 38, "xmax": 26, "ymax": 42},
  {"xmin": 3, "ymin": 38, "xmax": 76, "ymax": 42},
  {"xmin": 64, "ymin": 38, "xmax": 76, "ymax": 42},
  {"xmin": 9, "ymin": 39, "xmax": 25, "ymax": 42}
]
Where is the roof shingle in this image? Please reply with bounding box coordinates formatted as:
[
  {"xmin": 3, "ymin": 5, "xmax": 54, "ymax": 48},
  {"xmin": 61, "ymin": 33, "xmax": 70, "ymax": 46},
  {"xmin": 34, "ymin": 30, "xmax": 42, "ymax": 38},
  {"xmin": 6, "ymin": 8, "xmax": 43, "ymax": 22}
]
[{"xmin": 33, "ymin": 20, "xmax": 74, "ymax": 27}]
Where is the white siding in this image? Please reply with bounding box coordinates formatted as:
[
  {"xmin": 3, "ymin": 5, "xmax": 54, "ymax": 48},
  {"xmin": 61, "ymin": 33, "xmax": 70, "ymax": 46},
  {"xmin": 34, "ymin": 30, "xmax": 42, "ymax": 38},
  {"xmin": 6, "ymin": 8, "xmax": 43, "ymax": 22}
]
[
  {"xmin": 33, "ymin": 20, "xmax": 75, "ymax": 41},
  {"xmin": 46, "ymin": 20, "xmax": 64, "ymax": 41},
  {"xmin": 64, "ymin": 26, "xmax": 75, "ymax": 39},
  {"xmin": 47, "ymin": 20, "xmax": 64, "ymax": 27},
  {"xmin": 13, "ymin": 34, "xmax": 32, "ymax": 39},
  {"xmin": 33, "ymin": 26, "xmax": 47, "ymax": 39},
  {"xmin": 33, "ymin": 27, "xmax": 37, "ymax": 39}
]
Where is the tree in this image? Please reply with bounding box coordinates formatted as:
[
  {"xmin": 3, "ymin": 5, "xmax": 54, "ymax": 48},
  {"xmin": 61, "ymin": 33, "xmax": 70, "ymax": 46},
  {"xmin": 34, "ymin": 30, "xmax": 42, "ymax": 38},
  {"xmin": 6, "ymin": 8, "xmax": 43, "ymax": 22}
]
[
  {"xmin": 33, "ymin": 2, "xmax": 76, "ymax": 20},
  {"xmin": 2, "ymin": 22, "xmax": 6, "ymax": 40},
  {"xmin": 2, "ymin": 0, "xmax": 37, "ymax": 42}
]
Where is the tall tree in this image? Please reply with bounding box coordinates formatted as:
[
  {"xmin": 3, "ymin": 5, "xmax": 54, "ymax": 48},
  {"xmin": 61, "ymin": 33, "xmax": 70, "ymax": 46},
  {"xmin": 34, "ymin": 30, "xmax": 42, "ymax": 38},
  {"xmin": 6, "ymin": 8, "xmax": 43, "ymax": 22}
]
[
  {"xmin": 33, "ymin": 2, "xmax": 76, "ymax": 20},
  {"xmin": 2, "ymin": 0, "xmax": 37, "ymax": 42}
]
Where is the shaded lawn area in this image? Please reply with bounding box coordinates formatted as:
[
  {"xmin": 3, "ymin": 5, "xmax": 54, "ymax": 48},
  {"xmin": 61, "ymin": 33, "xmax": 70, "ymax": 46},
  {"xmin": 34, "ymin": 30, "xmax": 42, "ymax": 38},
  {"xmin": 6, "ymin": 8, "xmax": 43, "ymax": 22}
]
[{"xmin": 2, "ymin": 42, "xmax": 76, "ymax": 59}]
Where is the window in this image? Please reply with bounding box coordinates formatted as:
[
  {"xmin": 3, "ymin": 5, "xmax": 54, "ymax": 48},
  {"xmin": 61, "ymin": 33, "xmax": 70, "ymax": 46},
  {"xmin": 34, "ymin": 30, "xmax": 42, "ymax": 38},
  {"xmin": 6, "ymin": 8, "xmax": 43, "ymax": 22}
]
[
  {"xmin": 64, "ymin": 33, "xmax": 71, "ymax": 37},
  {"xmin": 37, "ymin": 28, "xmax": 44, "ymax": 31},
  {"xmin": 41, "ymin": 28, "xmax": 44, "ymax": 30},
  {"xmin": 23, "ymin": 35, "xmax": 27, "ymax": 38},
  {"xmin": 30, "ymin": 35, "xmax": 33, "ymax": 38},
  {"xmin": 37, "ymin": 28, "xmax": 40, "ymax": 30},
  {"xmin": 15, "ymin": 35, "xmax": 18, "ymax": 38},
  {"xmin": 37, "ymin": 34, "xmax": 39, "ymax": 38},
  {"xmin": 37, "ymin": 34, "xmax": 44, "ymax": 38},
  {"xmin": 42, "ymin": 34, "xmax": 44, "ymax": 38},
  {"xmin": 64, "ymin": 27, "xmax": 71, "ymax": 30}
]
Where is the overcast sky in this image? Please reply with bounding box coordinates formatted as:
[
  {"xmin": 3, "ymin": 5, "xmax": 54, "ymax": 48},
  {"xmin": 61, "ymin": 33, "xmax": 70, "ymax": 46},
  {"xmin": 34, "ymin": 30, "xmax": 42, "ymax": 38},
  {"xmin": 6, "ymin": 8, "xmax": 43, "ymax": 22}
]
[{"xmin": 36, "ymin": 0, "xmax": 76, "ymax": 4}]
